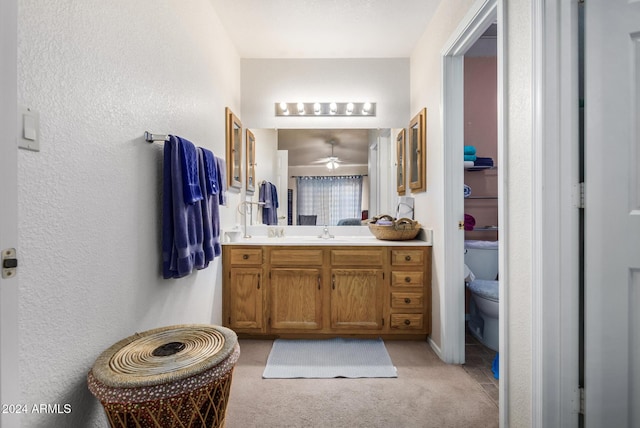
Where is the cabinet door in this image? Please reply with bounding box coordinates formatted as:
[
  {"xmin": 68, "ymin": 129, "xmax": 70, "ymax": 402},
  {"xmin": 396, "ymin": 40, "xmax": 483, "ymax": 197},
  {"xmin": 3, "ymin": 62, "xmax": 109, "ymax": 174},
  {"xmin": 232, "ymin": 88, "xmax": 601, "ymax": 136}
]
[
  {"xmin": 228, "ymin": 268, "xmax": 263, "ymax": 331},
  {"xmin": 330, "ymin": 268, "xmax": 384, "ymax": 330},
  {"xmin": 270, "ymin": 268, "xmax": 323, "ymax": 330}
]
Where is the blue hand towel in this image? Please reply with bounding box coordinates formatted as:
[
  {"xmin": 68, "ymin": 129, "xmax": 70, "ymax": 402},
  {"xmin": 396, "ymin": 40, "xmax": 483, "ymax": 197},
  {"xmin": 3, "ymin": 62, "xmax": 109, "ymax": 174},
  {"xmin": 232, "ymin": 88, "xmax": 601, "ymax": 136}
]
[
  {"xmin": 201, "ymin": 148, "xmax": 219, "ymax": 195},
  {"xmin": 464, "ymin": 154, "xmax": 477, "ymax": 162},
  {"xmin": 464, "ymin": 145, "xmax": 476, "ymax": 156},
  {"xmin": 215, "ymin": 156, "xmax": 227, "ymax": 206},
  {"xmin": 174, "ymin": 135, "xmax": 203, "ymax": 205},
  {"xmin": 197, "ymin": 148, "xmax": 221, "ymax": 266}
]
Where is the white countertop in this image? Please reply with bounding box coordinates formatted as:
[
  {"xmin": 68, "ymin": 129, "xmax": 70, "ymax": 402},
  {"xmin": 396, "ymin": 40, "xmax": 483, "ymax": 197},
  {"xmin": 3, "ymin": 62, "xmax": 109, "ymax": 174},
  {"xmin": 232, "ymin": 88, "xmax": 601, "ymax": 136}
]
[{"xmin": 221, "ymin": 225, "xmax": 432, "ymax": 247}]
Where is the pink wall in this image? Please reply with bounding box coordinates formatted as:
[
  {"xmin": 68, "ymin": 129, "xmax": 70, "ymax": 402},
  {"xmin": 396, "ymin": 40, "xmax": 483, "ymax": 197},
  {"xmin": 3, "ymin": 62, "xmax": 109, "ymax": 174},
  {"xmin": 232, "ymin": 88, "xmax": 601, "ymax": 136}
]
[{"xmin": 463, "ymin": 57, "xmax": 498, "ymax": 241}]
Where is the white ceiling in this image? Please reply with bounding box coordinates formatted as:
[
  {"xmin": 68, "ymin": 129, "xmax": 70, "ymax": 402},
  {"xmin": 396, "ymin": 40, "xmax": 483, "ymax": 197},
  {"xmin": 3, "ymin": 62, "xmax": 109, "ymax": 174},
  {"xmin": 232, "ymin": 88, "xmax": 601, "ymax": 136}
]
[
  {"xmin": 209, "ymin": 0, "xmax": 442, "ymax": 59},
  {"xmin": 208, "ymin": 1, "xmax": 443, "ymax": 167}
]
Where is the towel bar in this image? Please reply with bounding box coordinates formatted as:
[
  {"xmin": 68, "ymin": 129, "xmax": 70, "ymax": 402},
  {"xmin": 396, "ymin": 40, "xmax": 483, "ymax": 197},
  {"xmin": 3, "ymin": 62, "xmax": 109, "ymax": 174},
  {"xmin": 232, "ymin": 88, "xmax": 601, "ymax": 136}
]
[{"xmin": 144, "ymin": 131, "xmax": 169, "ymax": 143}]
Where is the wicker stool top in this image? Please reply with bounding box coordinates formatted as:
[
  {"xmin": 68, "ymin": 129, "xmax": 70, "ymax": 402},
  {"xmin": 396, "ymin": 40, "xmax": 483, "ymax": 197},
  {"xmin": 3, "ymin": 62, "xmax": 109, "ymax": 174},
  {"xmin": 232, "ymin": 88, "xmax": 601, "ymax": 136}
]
[{"xmin": 90, "ymin": 324, "xmax": 237, "ymax": 389}]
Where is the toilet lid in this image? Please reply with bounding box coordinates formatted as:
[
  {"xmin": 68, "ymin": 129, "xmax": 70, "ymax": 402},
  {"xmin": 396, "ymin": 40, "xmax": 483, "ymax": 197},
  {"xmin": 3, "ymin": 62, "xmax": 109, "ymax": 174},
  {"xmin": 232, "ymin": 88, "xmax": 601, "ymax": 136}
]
[{"xmin": 467, "ymin": 279, "xmax": 499, "ymax": 301}]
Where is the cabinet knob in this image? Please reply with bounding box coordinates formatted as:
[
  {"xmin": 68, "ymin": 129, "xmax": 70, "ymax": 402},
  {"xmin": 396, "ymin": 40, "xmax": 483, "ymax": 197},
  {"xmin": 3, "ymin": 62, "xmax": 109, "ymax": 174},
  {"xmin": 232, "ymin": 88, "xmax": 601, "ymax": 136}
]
[
  {"xmin": 404, "ymin": 298, "xmax": 411, "ymax": 304},
  {"xmin": 404, "ymin": 276, "xmax": 411, "ymax": 283},
  {"xmin": 242, "ymin": 254, "xmax": 249, "ymax": 260},
  {"xmin": 404, "ymin": 319, "xmax": 411, "ymax": 325},
  {"xmin": 405, "ymin": 255, "xmax": 411, "ymax": 261}
]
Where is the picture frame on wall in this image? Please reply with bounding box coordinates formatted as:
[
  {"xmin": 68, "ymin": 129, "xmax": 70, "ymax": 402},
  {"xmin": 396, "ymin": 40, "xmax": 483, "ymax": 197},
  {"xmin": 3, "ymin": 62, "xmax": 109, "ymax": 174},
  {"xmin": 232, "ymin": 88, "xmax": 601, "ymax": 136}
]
[
  {"xmin": 409, "ymin": 108, "xmax": 427, "ymax": 192},
  {"xmin": 225, "ymin": 107, "xmax": 242, "ymax": 190},
  {"xmin": 396, "ymin": 128, "xmax": 406, "ymax": 195},
  {"xmin": 245, "ymin": 129, "xmax": 256, "ymax": 195}
]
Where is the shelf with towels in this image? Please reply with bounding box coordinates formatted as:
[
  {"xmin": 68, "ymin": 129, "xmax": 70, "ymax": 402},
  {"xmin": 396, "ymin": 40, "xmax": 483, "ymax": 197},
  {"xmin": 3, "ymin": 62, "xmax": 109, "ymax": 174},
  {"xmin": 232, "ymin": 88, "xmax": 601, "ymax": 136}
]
[
  {"xmin": 469, "ymin": 226, "xmax": 499, "ymax": 232},
  {"xmin": 465, "ymin": 196, "xmax": 498, "ymax": 200},
  {"xmin": 464, "ymin": 165, "xmax": 496, "ymax": 171}
]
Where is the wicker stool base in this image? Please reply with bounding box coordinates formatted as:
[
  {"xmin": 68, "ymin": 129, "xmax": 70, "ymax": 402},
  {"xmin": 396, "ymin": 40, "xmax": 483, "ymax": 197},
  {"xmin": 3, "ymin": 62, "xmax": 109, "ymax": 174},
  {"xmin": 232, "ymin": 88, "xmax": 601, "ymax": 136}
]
[
  {"xmin": 88, "ymin": 325, "xmax": 239, "ymax": 428},
  {"xmin": 99, "ymin": 368, "xmax": 233, "ymax": 428}
]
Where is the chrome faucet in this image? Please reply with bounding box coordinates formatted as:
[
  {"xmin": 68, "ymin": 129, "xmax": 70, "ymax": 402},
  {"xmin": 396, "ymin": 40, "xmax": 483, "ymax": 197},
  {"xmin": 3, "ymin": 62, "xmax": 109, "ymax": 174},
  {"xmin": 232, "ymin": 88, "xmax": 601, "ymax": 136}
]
[
  {"xmin": 318, "ymin": 225, "xmax": 334, "ymax": 239},
  {"xmin": 239, "ymin": 201, "xmax": 265, "ymax": 238}
]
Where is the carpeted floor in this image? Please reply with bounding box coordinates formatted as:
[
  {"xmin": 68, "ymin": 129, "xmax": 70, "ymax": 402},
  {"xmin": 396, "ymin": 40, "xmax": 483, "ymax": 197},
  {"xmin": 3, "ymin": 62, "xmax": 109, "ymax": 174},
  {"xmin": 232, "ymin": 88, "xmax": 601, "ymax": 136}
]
[{"xmin": 225, "ymin": 339, "xmax": 498, "ymax": 428}]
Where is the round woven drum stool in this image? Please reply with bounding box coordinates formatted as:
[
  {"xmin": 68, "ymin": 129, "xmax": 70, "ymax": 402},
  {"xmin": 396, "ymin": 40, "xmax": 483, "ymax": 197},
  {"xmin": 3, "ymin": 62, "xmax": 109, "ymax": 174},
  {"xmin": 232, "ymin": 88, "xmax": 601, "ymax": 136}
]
[{"xmin": 88, "ymin": 324, "xmax": 239, "ymax": 428}]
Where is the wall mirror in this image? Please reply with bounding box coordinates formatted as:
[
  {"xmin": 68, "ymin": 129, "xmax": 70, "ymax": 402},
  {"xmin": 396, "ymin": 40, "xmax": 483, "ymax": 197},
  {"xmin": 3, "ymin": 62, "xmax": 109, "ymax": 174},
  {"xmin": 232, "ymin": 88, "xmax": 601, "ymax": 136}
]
[
  {"xmin": 409, "ymin": 108, "xmax": 426, "ymax": 192},
  {"xmin": 246, "ymin": 129, "xmax": 256, "ymax": 194},
  {"xmin": 250, "ymin": 128, "xmax": 396, "ymax": 226},
  {"xmin": 396, "ymin": 128, "xmax": 406, "ymax": 195},
  {"xmin": 225, "ymin": 107, "xmax": 242, "ymax": 190}
]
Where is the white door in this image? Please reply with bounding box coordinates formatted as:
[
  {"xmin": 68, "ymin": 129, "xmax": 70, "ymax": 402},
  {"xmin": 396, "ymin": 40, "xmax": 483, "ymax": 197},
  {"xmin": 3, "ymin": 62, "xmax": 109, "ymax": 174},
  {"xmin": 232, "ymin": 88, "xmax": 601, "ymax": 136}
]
[
  {"xmin": 0, "ymin": 0, "xmax": 20, "ymax": 425},
  {"xmin": 585, "ymin": 0, "xmax": 640, "ymax": 426}
]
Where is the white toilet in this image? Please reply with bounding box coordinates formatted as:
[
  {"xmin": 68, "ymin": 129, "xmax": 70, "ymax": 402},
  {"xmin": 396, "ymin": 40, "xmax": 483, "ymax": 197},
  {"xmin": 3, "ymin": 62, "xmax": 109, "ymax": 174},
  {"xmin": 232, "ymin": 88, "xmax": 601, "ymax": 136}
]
[{"xmin": 464, "ymin": 240, "xmax": 499, "ymax": 352}]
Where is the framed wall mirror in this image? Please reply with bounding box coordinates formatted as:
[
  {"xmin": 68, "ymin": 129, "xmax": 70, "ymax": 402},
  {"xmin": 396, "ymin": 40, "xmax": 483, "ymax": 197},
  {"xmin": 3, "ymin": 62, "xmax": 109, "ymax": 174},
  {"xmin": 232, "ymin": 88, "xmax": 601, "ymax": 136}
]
[
  {"xmin": 396, "ymin": 128, "xmax": 406, "ymax": 195},
  {"xmin": 225, "ymin": 107, "xmax": 242, "ymax": 190},
  {"xmin": 409, "ymin": 108, "xmax": 427, "ymax": 192},
  {"xmin": 246, "ymin": 129, "xmax": 256, "ymax": 194}
]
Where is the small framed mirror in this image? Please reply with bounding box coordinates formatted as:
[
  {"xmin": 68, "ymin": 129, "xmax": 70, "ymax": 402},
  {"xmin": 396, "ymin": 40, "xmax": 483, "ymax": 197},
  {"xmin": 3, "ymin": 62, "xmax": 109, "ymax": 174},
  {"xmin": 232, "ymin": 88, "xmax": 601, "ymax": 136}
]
[
  {"xmin": 246, "ymin": 129, "xmax": 256, "ymax": 194},
  {"xmin": 225, "ymin": 107, "xmax": 242, "ymax": 190},
  {"xmin": 396, "ymin": 128, "xmax": 406, "ymax": 195},
  {"xmin": 409, "ymin": 108, "xmax": 427, "ymax": 192}
]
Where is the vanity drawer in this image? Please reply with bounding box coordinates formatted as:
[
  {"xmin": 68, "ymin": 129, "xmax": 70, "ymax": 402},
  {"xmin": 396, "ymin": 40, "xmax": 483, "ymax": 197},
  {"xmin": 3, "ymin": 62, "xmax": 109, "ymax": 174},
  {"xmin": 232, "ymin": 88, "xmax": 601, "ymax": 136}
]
[
  {"xmin": 390, "ymin": 314, "xmax": 424, "ymax": 330},
  {"xmin": 391, "ymin": 292, "xmax": 424, "ymax": 309},
  {"xmin": 391, "ymin": 249, "xmax": 425, "ymax": 266},
  {"xmin": 391, "ymin": 271, "xmax": 424, "ymax": 287},
  {"xmin": 270, "ymin": 248, "xmax": 323, "ymax": 266},
  {"xmin": 228, "ymin": 248, "xmax": 263, "ymax": 265},
  {"xmin": 330, "ymin": 248, "xmax": 384, "ymax": 267}
]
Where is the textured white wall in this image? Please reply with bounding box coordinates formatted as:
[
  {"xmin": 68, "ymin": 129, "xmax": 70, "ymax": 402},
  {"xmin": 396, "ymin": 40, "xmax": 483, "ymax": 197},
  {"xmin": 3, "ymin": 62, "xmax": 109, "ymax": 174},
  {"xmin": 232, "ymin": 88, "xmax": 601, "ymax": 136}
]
[
  {"xmin": 504, "ymin": 0, "xmax": 533, "ymax": 425},
  {"xmin": 17, "ymin": 1, "xmax": 240, "ymax": 426},
  {"xmin": 241, "ymin": 58, "xmax": 409, "ymax": 129}
]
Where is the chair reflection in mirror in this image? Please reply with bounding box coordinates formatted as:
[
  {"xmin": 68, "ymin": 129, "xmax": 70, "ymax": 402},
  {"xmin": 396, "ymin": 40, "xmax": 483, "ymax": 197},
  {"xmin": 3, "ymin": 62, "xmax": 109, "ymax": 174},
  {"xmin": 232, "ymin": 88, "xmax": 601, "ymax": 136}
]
[{"xmin": 298, "ymin": 215, "xmax": 317, "ymax": 225}]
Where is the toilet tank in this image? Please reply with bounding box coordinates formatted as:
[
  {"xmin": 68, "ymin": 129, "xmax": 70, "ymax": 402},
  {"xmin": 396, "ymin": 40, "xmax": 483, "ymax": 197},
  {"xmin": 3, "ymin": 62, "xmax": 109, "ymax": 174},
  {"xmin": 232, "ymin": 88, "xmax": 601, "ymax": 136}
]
[{"xmin": 464, "ymin": 240, "xmax": 499, "ymax": 281}]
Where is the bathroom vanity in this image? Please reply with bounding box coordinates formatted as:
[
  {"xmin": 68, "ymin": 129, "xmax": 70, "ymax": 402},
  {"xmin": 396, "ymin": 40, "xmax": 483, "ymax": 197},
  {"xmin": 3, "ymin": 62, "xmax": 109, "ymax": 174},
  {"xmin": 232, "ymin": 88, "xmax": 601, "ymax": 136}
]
[{"xmin": 222, "ymin": 230, "xmax": 432, "ymax": 339}]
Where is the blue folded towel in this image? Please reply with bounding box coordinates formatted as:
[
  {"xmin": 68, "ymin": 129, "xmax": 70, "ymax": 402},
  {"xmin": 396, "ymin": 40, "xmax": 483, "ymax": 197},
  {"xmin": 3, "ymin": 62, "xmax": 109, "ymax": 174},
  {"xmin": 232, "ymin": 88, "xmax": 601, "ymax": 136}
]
[
  {"xmin": 464, "ymin": 145, "xmax": 476, "ymax": 156},
  {"xmin": 174, "ymin": 135, "xmax": 203, "ymax": 205},
  {"xmin": 464, "ymin": 154, "xmax": 477, "ymax": 162},
  {"xmin": 474, "ymin": 157, "xmax": 494, "ymax": 167},
  {"xmin": 162, "ymin": 136, "xmax": 205, "ymax": 279}
]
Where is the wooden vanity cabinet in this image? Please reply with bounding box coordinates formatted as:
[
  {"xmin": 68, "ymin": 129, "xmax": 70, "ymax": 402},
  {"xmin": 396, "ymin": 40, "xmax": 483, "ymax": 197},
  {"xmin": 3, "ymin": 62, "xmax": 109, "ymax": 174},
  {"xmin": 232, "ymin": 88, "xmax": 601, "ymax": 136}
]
[
  {"xmin": 268, "ymin": 248, "xmax": 324, "ymax": 331},
  {"xmin": 330, "ymin": 248, "xmax": 386, "ymax": 331},
  {"xmin": 222, "ymin": 247, "xmax": 265, "ymax": 334},
  {"xmin": 389, "ymin": 248, "xmax": 432, "ymax": 333},
  {"xmin": 222, "ymin": 244, "xmax": 431, "ymax": 339}
]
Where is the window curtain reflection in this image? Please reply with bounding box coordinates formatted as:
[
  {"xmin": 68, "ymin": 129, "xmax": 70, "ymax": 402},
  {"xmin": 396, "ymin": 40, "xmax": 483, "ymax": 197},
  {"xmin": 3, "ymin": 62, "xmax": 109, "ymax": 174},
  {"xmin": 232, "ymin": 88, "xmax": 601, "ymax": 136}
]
[{"xmin": 296, "ymin": 175, "xmax": 363, "ymax": 226}]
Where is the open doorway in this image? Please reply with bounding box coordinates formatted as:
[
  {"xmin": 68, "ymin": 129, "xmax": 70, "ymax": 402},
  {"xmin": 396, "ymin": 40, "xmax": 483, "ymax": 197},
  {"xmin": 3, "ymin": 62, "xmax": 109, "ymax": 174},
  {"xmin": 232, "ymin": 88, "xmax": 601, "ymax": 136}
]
[{"xmin": 440, "ymin": 0, "xmax": 505, "ymax": 419}]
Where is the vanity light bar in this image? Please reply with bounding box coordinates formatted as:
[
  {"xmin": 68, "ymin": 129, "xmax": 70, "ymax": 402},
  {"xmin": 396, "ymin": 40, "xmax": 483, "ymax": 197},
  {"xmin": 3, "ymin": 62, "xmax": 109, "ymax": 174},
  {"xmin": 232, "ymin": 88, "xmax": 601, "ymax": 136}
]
[{"xmin": 275, "ymin": 102, "xmax": 376, "ymax": 117}]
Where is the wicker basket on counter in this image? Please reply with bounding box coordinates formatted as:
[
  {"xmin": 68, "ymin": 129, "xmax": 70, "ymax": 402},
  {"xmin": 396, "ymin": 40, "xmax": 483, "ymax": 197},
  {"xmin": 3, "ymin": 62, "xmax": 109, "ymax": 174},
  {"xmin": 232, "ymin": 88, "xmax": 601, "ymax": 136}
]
[{"xmin": 367, "ymin": 215, "xmax": 421, "ymax": 241}]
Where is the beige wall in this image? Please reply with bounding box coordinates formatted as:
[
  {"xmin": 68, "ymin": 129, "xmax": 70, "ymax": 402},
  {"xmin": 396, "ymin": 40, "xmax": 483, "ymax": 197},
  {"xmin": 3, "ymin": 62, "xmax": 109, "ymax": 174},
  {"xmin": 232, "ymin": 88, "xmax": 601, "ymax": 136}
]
[
  {"xmin": 409, "ymin": 0, "xmax": 477, "ymax": 354},
  {"xmin": 410, "ymin": 0, "xmax": 534, "ymax": 425}
]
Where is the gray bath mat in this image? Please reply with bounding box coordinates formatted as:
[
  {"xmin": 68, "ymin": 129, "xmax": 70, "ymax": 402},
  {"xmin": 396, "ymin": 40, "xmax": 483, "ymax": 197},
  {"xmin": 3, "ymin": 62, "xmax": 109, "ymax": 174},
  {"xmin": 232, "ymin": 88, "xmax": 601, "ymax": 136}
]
[{"xmin": 262, "ymin": 337, "xmax": 397, "ymax": 379}]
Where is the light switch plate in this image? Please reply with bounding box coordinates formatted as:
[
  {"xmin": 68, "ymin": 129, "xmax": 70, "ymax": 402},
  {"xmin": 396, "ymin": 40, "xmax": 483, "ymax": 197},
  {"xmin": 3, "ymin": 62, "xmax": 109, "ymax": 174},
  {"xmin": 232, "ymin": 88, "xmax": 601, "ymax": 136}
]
[{"xmin": 18, "ymin": 105, "xmax": 40, "ymax": 152}]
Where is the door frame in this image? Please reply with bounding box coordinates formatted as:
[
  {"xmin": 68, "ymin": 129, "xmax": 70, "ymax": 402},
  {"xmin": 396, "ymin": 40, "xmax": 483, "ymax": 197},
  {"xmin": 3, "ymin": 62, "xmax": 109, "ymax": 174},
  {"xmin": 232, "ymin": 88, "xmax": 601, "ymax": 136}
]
[
  {"xmin": 0, "ymin": 0, "xmax": 21, "ymax": 426},
  {"xmin": 531, "ymin": 0, "xmax": 580, "ymax": 426}
]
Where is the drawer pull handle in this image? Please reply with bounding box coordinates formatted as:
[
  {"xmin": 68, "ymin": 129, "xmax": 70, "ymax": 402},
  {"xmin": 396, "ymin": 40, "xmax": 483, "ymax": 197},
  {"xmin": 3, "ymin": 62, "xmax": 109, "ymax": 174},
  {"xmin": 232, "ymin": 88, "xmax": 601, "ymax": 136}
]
[
  {"xmin": 405, "ymin": 276, "xmax": 411, "ymax": 283},
  {"xmin": 405, "ymin": 255, "xmax": 412, "ymax": 261},
  {"xmin": 242, "ymin": 254, "xmax": 249, "ymax": 260},
  {"xmin": 404, "ymin": 298, "xmax": 411, "ymax": 304},
  {"xmin": 404, "ymin": 319, "xmax": 411, "ymax": 325}
]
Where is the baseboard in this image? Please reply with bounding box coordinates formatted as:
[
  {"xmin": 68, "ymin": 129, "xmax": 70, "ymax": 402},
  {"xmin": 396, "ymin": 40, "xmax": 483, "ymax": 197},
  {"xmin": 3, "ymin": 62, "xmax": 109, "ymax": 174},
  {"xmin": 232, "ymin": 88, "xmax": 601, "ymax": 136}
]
[{"xmin": 427, "ymin": 336, "xmax": 445, "ymax": 361}]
